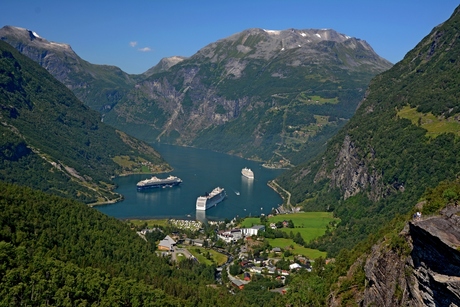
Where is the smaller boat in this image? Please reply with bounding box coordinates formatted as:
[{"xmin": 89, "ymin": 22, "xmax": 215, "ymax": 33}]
[{"xmin": 235, "ymin": 191, "xmax": 240, "ymax": 195}]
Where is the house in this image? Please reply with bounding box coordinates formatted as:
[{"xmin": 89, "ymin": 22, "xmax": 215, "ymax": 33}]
[
  {"xmin": 289, "ymin": 263, "xmax": 302, "ymax": 270},
  {"xmin": 249, "ymin": 267, "xmax": 263, "ymax": 274},
  {"xmin": 217, "ymin": 231, "xmax": 235, "ymax": 243},
  {"xmin": 272, "ymin": 247, "xmax": 282, "ymax": 254},
  {"xmin": 230, "ymin": 229, "xmax": 243, "ymax": 240},
  {"xmin": 232, "ymin": 279, "xmax": 245, "ymax": 290},
  {"xmin": 241, "ymin": 225, "xmax": 265, "ymax": 236},
  {"xmin": 158, "ymin": 235, "xmax": 176, "ymax": 251},
  {"xmin": 191, "ymin": 239, "xmax": 204, "ymax": 247}
]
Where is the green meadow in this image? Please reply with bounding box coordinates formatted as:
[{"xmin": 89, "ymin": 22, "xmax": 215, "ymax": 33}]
[
  {"xmin": 241, "ymin": 212, "xmax": 338, "ymax": 259},
  {"xmin": 188, "ymin": 246, "xmax": 228, "ymax": 266},
  {"xmin": 268, "ymin": 238, "xmax": 326, "ymax": 259},
  {"xmin": 398, "ymin": 105, "xmax": 460, "ymax": 138}
]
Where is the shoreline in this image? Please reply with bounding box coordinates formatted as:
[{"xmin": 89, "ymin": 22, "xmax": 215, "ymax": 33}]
[{"xmin": 90, "ymin": 170, "xmax": 174, "ymax": 207}]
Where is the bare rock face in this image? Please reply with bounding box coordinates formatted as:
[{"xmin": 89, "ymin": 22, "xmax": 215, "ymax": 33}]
[
  {"xmin": 315, "ymin": 135, "xmax": 385, "ymax": 201},
  {"xmin": 361, "ymin": 207, "xmax": 460, "ymax": 306}
]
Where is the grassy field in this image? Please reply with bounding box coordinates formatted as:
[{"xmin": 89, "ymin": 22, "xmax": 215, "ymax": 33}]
[
  {"xmin": 188, "ymin": 246, "xmax": 228, "ymax": 266},
  {"xmin": 298, "ymin": 94, "xmax": 339, "ymax": 105},
  {"xmin": 268, "ymin": 238, "xmax": 326, "ymax": 259},
  {"xmin": 272, "ymin": 212, "xmax": 336, "ymax": 243},
  {"xmin": 398, "ymin": 105, "xmax": 460, "ymax": 137},
  {"xmin": 240, "ymin": 212, "xmax": 337, "ymax": 259}
]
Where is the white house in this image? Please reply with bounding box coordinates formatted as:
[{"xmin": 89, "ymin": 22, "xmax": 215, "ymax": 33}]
[{"xmin": 241, "ymin": 225, "xmax": 265, "ymax": 236}]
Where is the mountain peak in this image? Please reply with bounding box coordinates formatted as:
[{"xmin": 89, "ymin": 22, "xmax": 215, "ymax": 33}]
[
  {"xmin": 195, "ymin": 27, "xmax": 390, "ymax": 70},
  {"xmin": 0, "ymin": 25, "xmax": 73, "ymax": 52}
]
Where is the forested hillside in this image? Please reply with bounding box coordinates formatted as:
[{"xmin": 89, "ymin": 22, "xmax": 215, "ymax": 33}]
[
  {"xmin": 277, "ymin": 5, "xmax": 460, "ymax": 256},
  {"xmin": 0, "ymin": 182, "xmax": 284, "ymax": 306},
  {"xmin": 0, "ymin": 41, "xmax": 170, "ymax": 203}
]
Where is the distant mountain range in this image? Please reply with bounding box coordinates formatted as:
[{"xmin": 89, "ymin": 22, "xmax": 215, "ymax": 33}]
[
  {"xmin": 0, "ymin": 26, "xmax": 392, "ymax": 165},
  {"xmin": 0, "ymin": 26, "xmax": 140, "ymax": 113},
  {"xmin": 0, "ymin": 40, "xmax": 170, "ymax": 203}
]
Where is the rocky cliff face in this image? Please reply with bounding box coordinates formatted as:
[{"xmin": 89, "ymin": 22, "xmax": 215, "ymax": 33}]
[
  {"xmin": 104, "ymin": 28, "xmax": 392, "ymax": 162},
  {"xmin": 314, "ymin": 135, "xmax": 388, "ymax": 201},
  {"xmin": 333, "ymin": 206, "xmax": 460, "ymax": 306}
]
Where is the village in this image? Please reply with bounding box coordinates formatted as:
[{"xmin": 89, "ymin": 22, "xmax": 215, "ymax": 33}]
[{"xmin": 135, "ymin": 216, "xmax": 315, "ymax": 292}]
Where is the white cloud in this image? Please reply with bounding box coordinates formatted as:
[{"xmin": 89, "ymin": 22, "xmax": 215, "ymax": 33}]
[
  {"xmin": 138, "ymin": 47, "xmax": 151, "ymax": 52},
  {"xmin": 129, "ymin": 41, "xmax": 137, "ymax": 47}
]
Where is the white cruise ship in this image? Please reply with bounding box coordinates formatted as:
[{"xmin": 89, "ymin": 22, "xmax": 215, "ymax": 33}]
[
  {"xmin": 196, "ymin": 187, "xmax": 226, "ymax": 210},
  {"xmin": 241, "ymin": 167, "xmax": 254, "ymax": 179},
  {"xmin": 136, "ymin": 175, "xmax": 182, "ymax": 190}
]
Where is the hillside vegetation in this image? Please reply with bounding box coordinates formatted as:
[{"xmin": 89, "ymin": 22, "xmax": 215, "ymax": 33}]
[
  {"xmin": 0, "ymin": 25, "xmax": 139, "ymax": 112},
  {"xmin": 277, "ymin": 5, "xmax": 460, "ymax": 256},
  {"xmin": 0, "ymin": 41, "xmax": 170, "ymax": 203},
  {"xmin": 0, "ymin": 182, "xmax": 237, "ymax": 306}
]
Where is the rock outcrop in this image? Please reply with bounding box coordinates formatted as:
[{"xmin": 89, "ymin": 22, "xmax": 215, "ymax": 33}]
[
  {"xmin": 360, "ymin": 206, "xmax": 460, "ymax": 306},
  {"xmin": 314, "ymin": 134, "xmax": 391, "ymax": 201}
]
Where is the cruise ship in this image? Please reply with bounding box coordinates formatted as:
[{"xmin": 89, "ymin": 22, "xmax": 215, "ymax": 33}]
[
  {"xmin": 241, "ymin": 167, "xmax": 254, "ymax": 179},
  {"xmin": 136, "ymin": 175, "xmax": 182, "ymax": 190},
  {"xmin": 196, "ymin": 187, "xmax": 226, "ymax": 210}
]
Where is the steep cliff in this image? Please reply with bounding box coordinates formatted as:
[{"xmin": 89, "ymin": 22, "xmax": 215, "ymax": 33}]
[{"xmin": 331, "ymin": 205, "xmax": 460, "ymax": 306}]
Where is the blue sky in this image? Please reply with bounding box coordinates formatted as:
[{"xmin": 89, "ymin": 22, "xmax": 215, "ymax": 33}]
[{"xmin": 2, "ymin": 1, "xmax": 459, "ymax": 74}]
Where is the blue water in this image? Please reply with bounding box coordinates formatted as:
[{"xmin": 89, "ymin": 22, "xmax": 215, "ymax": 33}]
[{"xmin": 96, "ymin": 143, "xmax": 286, "ymax": 221}]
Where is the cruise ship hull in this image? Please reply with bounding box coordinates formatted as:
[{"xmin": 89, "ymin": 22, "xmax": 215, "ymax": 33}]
[
  {"xmin": 241, "ymin": 167, "xmax": 254, "ymax": 179},
  {"xmin": 136, "ymin": 176, "xmax": 182, "ymax": 191},
  {"xmin": 196, "ymin": 187, "xmax": 226, "ymax": 210},
  {"xmin": 137, "ymin": 181, "xmax": 181, "ymax": 191}
]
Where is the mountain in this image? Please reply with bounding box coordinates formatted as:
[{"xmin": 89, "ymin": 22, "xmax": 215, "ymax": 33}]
[
  {"xmin": 0, "ymin": 40, "xmax": 170, "ymax": 204},
  {"xmin": 102, "ymin": 28, "xmax": 392, "ymax": 164},
  {"xmin": 0, "ymin": 26, "xmax": 391, "ymax": 165},
  {"xmin": 0, "ymin": 25, "xmax": 138, "ymax": 112},
  {"xmin": 266, "ymin": 6, "xmax": 460, "ymax": 305},
  {"xmin": 276, "ymin": 6, "xmax": 460, "ymax": 254},
  {"xmin": 143, "ymin": 56, "xmax": 187, "ymax": 77}
]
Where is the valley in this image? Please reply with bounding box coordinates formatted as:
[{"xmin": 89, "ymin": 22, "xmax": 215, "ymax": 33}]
[{"xmin": 1, "ymin": 3, "xmax": 460, "ymax": 305}]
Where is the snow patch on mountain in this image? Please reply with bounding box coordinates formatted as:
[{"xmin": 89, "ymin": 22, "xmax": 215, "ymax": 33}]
[{"xmin": 263, "ymin": 29, "xmax": 281, "ymax": 35}]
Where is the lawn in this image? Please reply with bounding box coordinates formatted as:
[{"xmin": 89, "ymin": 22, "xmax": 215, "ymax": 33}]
[
  {"xmin": 397, "ymin": 105, "xmax": 460, "ymax": 137},
  {"xmin": 188, "ymin": 246, "xmax": 228, "ymax": 266},
  {"xmin": 241, "ymin": 212, "xmax": 336, "ymax": 239},
  {"xmin": 268, "ymin": 238, "xmax": 326, "ymax": 259},
  {"xmin": 240, "ymin": 212, "xmax": 338, "ymax": 259},
  {"xmin": 271, "ymin": 212, "xmax": 336, "ymax": 243}
]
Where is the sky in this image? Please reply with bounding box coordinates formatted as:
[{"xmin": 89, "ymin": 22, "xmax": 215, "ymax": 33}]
[{"xmin": 2, "ymin": 1, "xmax": 459, "ymax": 74}]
